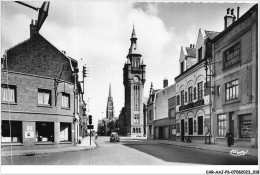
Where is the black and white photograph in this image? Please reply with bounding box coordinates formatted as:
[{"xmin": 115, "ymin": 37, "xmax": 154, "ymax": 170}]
[{"xmin": 1, "ymin": 0, "xmax": 259, "ymax": 174}]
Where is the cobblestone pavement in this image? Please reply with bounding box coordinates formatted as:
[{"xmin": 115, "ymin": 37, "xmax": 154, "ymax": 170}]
[{"xmin": 1, "ymin": 136, "xmax": 258, "ymax": 165}]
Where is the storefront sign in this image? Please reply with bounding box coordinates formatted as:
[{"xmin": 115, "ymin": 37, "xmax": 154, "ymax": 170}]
[
  {"xmin": 179, "ymin": 100, "xmax": 204, "ymax": 111},
  {"xmin": 25, "ymin": 131, "xmax": 34, "ymax": 138}
]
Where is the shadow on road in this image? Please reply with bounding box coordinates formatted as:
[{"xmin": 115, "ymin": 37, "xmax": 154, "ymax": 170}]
[{"xmin": 121, "ymin": 143, "xmax": 258, "ymax": 165}]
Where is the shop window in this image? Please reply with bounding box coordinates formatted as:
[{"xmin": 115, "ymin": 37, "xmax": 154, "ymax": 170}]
[
  {"xmin": 240, "ymin": 115, "xmax": 252, "ymax": 138},
  {"xmin": 198, "ymin": 116, "xmax": 203, "ymax": 135},
  {"xmin": 225, "ymin": 79, "xmax": 238, "ymax": 101},
  {"xmin": 1, "ymin": 120, "xmax": 22, "ymax": 143},
  {"xmin": 188, "ymin": 87, "xmax": 193, "ymax": 103},
  {"xmin": 188, "ymin": 118, "xmax": 193, "ymax": 135},
  {"xmin": 223, "ymin": 42, "xmax": 240, "ymax": 69},
  {"xmin": 60, "ymin": 123, "xmax": 72, "ymax": 142},
  {"xmin": 198, "ymin": 82, "xmax": 203, "ymax": 100},
  {"xmin": 1, "ymin": 84, "xmax": 17, "ymax": 103},
  {"xmin": 181, "ymin": 90, "xmax": 184, "ymax": 105},
  {"xmin": 38, "ymin": 89, "xmax": 51, "ymax": 106},
  {"xmin": 217, "ymin": 114, "xmax": 226, "ymax": 137},
  {"xmin": 36, "ymin": 122, "xmax": 54, "ymax": 142},
  {"xmin": 62, "ymin": 93, "xmax": 70, "ymax": 108}
]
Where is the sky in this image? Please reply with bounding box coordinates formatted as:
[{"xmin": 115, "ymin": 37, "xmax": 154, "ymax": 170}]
[{"xmin": 1, "ymin": 1, "xmax": 256, "ymax": 129}]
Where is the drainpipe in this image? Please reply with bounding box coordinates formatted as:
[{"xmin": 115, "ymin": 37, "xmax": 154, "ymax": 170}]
[{"xmin": 73, "ymin": 67, "xmax": 79, "ymax": 146}]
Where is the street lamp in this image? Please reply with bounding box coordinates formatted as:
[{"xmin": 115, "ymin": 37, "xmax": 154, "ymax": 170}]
[{"xmin": 15, "ymin": 1, "xmax": 50, "ymax": 31}]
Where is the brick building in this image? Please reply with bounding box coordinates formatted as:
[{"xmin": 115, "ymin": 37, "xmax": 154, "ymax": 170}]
[
  {"xmin": 122, "ymin": 26, "xmax": 146, "ymax": 137},
  {"xmin": 210, "ymin": 5, "xmax": 258, "ymax": 147},
  {"xmin": 1, "ymin": 20, "xmax": 83, "ymax": 148},
  {"xmin": 175, "ymin": 29, "xmax": 219, "ymax": 143}
]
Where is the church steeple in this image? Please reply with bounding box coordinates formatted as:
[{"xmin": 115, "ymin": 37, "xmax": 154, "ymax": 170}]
[
  {"xmin": 106, "ymin": 83, "xmax": 114, "ymax": 120},
  {"xmin": 127, "ymin": 25, "xmax": 141, "ymax": 57}
]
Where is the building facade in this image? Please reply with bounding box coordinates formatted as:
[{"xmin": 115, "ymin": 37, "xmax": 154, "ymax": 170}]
[
  {"xmin": 153, "ymin": 81, "xmax": 176, "ymax": 140},
  {"xmin": 175, "ymin": 29, "xmax": 219, "ymax": 143},
  {"xmin": 210, "ymin": 5, "xmax": 258, "ymax": 147},
  {"xmin": 123, "ymin": 26, "xmax": 146, "ymax": 137},
  {"xmin": 106, "ymin": 83, "xmax": 114, "ymax": 120},
  {"xmin": 1, "ymin": 20, "xmax": 82, "ymax": 148}
]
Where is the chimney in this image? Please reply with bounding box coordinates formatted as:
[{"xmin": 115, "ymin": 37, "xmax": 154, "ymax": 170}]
[
  {"xmin": 30, "ymin": 19, "xmax": 39, "ymax": 37},
  {"xmin": 237, "ymin": 6, "xmax": 240, "ymax": 19},
  {"xmin": 190, "ymin": 44, "xmax": 192, "ymax": 48},
  {"xmin": 163, "ymin": 78, "xmax": 168, "ymax": 88},
  {"xmin": 224, "ymin": 8, "xmax": 236, "ymax": 29},
  {"xmin": 193, "ymin": 44, "xmax": 195, "ymax": 48}
]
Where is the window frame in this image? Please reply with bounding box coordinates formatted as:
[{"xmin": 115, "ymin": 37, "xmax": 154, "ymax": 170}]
[
  {"xmin": 61, "ymin": 92, "xmax": 70, "ymax": 109},
  {"xmin": 217, "ymin": 114, "xmax": 227, "ymax": 137},
  {"xmin": 225, "ymin": 79, "xmax": 239, "ymax": 101},
  {"xmin": 188, "ymin": 86, "xmax": 193, "ymax": 103},
  {"xmin": 1, "ymin": 84, "xmax": 17, "ymax": 103},
  {"xmin": 38, "ymin": 88, "xmax": 52, "ymax": 106},
  {"xmin": 197, "ymin": 82, "xmax": 203, "ymax": 100},
  {"xmin": 181, "ymin": 90, "xmax": 184, "ymax": 105},
  {"xmin": 223, "ymin": 42, "xmax": 240, "ymax": 69}
]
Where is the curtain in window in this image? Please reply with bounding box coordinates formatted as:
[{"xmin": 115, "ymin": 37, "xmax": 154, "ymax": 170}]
[
  {"xmin": 62, "ymin": 95, "xmax": 69, "ymax": 107},
  {"xmin": 43, "ymin": 92, "xmax": 50, "ymax": 105},
  {"xmin": 9, "ymin": 88, "xmax": 15, "ymax": 102},
  {"xmin": 1, "ymin": 87, "xmax": 8, "ymax": 101}
]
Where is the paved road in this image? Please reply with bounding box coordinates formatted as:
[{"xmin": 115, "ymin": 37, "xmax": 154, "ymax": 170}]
[{"xmin": 1, "ymin": 136, "xmax": 257, "ymax": 165}]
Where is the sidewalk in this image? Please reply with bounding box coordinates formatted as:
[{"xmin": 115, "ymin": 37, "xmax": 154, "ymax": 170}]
[
  {"xmin": 152, "ymin": 139, "xmax": 258, "ymax": 157},
  {"xmin": 1, "ymin": 137, "xmax": 96, "ymax": 157}
]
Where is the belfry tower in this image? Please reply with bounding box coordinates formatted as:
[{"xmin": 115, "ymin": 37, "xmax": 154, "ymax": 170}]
[
  {"xmin": 106, "ymin": 83, "xmax": 114, "ymax": 121},
  {"xmin": 123, "ymin": 26, "xmax": 146, "ymax": 137}
]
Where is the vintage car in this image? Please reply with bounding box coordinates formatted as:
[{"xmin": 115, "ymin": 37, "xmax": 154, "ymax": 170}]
[{"xmin": 110, "ymin": 132, "xmax": 120, "ymax": 142}]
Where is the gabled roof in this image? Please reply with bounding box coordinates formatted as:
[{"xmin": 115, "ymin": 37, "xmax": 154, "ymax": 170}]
[{"xmin": 204, "ymin": 30, "xmax": 220, "ymax": 40}]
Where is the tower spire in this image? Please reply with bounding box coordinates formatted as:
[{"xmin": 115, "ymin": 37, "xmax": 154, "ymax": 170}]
[
  {"xmin": 127, "ymin": 25, "xmax": 141, "ymax": 57},
  {"xmin": 108, "ymin": 82, "xmax": 112, "ymax": 98}
]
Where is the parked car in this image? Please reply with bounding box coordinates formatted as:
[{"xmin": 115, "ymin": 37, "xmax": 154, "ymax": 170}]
[{"xmin": 110, "ymin": 132, "xmax": 120, "ymax": 142}]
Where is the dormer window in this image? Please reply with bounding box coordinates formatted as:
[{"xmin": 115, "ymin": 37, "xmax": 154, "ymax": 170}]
[
  {"xmin": 198, "ymin": 47, "xmax": 203, "ymax": 61},
  {"xmin": 181, "ymin": 61, "xmax": 184, "ymax": 73}
]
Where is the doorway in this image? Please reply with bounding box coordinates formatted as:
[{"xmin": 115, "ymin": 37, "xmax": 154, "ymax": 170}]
[{"xmin": 181, "ymin": 120, "xmax": 184, "ymax": 141}]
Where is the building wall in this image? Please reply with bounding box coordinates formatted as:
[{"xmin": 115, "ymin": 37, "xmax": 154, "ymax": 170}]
[
  {"xmin": 212, "ymin": 6, "xmax": 257, "ymax": 147},
  {"xmin": 1, "ymin": 72, "xmax": 75, "ymax": 147}
]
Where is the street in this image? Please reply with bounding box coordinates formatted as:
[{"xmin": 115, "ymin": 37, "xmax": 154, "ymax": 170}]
[{"xmin": 1, "ymin": 137, "xmax": 257, "ymax": 165}]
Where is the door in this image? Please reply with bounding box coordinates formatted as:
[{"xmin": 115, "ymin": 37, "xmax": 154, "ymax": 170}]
[
  {"xmin": 230, "ymin": 112, "xmax": 234, "ymax": 135},
  {"xmin": 188, "ymin": 118, "xmax": 193, "ymax": 135},
  {"xmin": 181, "ymin": 120, "xmax": 184, "ymax": 141}
]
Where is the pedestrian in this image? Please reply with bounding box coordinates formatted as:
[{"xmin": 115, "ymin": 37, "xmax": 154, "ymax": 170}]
[{"xmin": 225, "ymin": 129, "xmax": 234, "ymax": 147}]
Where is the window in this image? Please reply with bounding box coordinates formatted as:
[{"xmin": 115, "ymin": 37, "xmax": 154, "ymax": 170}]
[
  {"xmin": 198, "ymin": 116, "xmax": 203, "ymax": 135},
  {"xmin": 198, "ymin": 82, "xmax": 203, "ymax": 100},
  {"xmin": 223, "ymin": 42, "xmax": 240, "ymax": 69},
  {"xmin": 149, "ymin": 110, "xmax": 152, "ymax": 120},
  {"xmin": 36, "ymin": 122, "xmax": 54, "ymax": 142},
  {"xmin": 217, "ymin": 86, "xmax": 221, "ymax": 96},
  {"xmin": 149, "ymin": 125, "xmax": 152, "ymax": 135},
  {"xmin": 177, "ymin": 95, "xmax": 180, "ymax": 105},
  {"xmin": 185, "ymin": 91, "xmax": 187, "ymax": 103},
  {"xmin": 38, "ymin": 89, "xmax": 51, "ymax": 106},
  {"xmin": 193, "ymin": 87, "xmax": 196, "ymax": 100},
  {"xmin": 1, "ymin": 120, "xmax": 22, "ymax": 143},
  {"xmin": 169, "ymin": 108, "xmax": 175, "ymax": 119},
  {"xmin": 181, "ymin": 90, "xmax": 184, "ymax": 105},
  {"xmin": 188, "ymin": 87, "xmax": 193, "ymax": 103},
  {"xmin": 225, "ymin": 80, "xmax": 238, "ymax": 101},
  {"xmin": 60, "ymin": 123, "xmax": 71, "ymax": 142},
  {"xmin": 1, "ymin": 84, "xmax": 16, "ymax": 103},
  {"xmin": 240, "ymin": 115, "xmax": 252, "ymax": 138},
  {"xmin": 217, "ymin": 114, "xmax": 226, "ymax": 137},
  {"xmin": 181, "ymin": 61, "xmax": 184, "ymax": 73},
  {"xmin": 198, "ymin": 47, "xmax": 202, "ymax": 61},
  {"xmin": 133, "ymin": 128, "xmax": 135, "ymax": 133},
  {"xmin": 134, "ymin": 114, "xmax": 139, "ymax": 123},
  {"xmin": 62, "ymin": 93, "xmax": 70, "ymax": 108}
]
